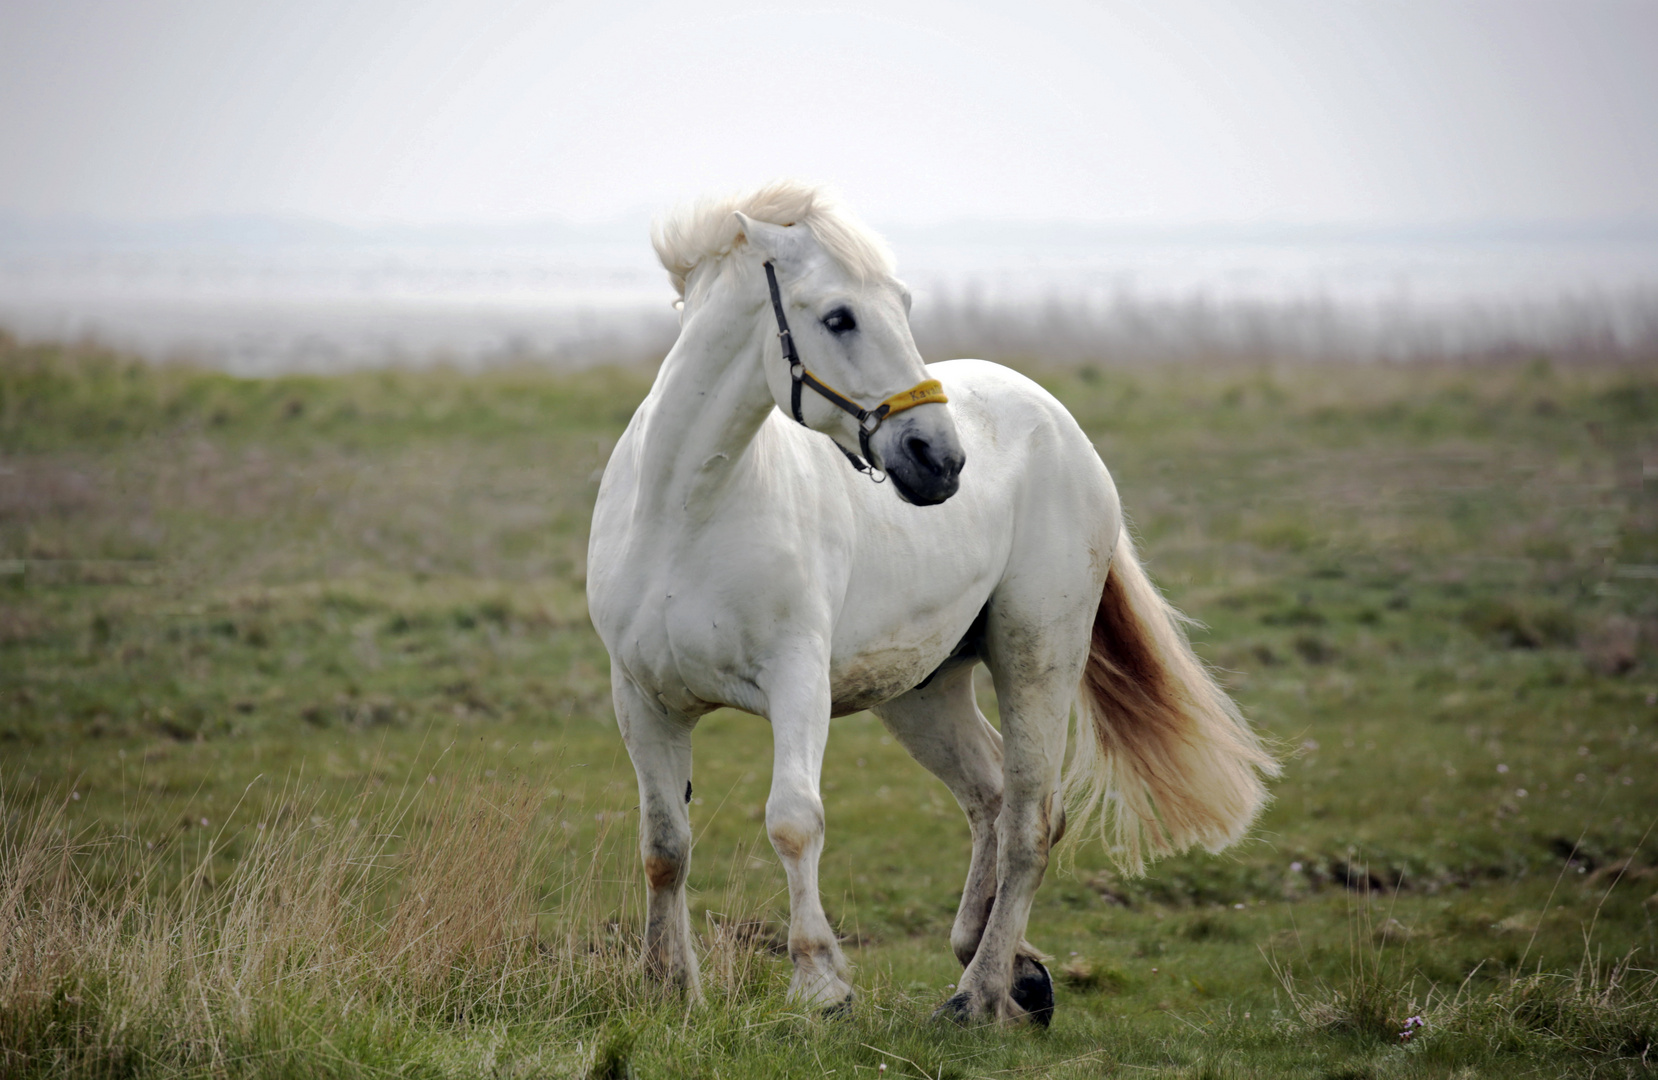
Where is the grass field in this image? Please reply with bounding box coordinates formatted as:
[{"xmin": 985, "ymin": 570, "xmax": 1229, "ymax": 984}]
[{"xmin": 3, "ymin": 335, "xmax": 1657, "ymax": 1078}]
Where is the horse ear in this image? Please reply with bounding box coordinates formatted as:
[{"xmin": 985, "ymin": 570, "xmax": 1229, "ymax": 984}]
[{"xmin": 733, "ymin": 212, "xmax": 803, "ymax": 266}]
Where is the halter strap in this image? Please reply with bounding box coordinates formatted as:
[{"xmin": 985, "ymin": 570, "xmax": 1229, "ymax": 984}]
[{"xmin": 763, "ymin": 260, "xmax": 946, "ymax": 479}]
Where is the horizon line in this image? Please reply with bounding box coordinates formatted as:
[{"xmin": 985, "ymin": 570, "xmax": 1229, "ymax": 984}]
[{"xmin": 4, "ymin": 210, "xmax": 1658, "ymax": 249}]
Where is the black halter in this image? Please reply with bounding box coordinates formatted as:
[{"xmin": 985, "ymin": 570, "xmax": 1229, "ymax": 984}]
[{"xmin": 763, "ymin": 260, "xmax": 947, "ymax": 480}]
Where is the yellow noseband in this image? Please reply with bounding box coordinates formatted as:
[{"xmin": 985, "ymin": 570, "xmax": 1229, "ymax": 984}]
[{"xmin": 880, "ymin": 379, "xmax": 949, "ymax": 417}]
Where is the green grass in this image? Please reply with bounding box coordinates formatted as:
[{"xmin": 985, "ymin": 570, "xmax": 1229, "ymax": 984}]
[{"xmin": 3, "ymin": 335, "xmax": 1657, "ymax": 1077}]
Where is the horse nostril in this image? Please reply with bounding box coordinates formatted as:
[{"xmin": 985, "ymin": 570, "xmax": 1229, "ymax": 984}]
[{"xmin": 906, "ymin": 436, "xmax": 943, "ymax": 476}]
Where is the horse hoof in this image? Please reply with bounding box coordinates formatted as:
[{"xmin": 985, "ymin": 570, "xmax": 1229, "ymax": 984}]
[
  {"xmin": 932, "ymin": 992, "xmax": 976, "ymax": 1025},
  {"xmin": 821, "ymin": 994, "xmax": 855, "ymax": 1020},
  {"xmin": 1011, "ymin": 956, "xmax": 1054, "ymax": 1028}
]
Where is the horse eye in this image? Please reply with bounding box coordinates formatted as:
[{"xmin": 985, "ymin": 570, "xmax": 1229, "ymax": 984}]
[{"xmin": 821, "ymin": 308, "xmax": 857, "ymax": 335}]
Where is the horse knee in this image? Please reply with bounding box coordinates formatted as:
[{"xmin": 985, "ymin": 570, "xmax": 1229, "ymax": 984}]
[
  {"xmin": 641, "ymin": 818, "xmax": 691, "ymax": 891},
  {"xmin": 644, "ymin": 852, "xmax": 685, "ymax": 890},
  {"xmin": 766, "ymin": 796, "xmax": 823, "ymax": 862}
]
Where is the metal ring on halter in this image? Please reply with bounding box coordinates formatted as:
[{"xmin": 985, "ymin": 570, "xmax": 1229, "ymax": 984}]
[{"xmin": 761, "ymin": 260, "xmax": 946, "ymax": 483}]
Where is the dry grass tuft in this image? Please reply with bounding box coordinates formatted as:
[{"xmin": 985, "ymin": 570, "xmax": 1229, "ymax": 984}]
[
  {"xmin": 380, "ymin": 778, "xmax": 541, "ymax": 986},
  {"xmin": 0, "ymin": 772, "xmax": 779, "ymax": 1075},
  {"xmin": 1443, "ymin": 953, "xmax": 1658, "ymax": 1065},
  {"xmin": 1265, "ymin": 876, "xmax": 1431, "ymax": 1042}
]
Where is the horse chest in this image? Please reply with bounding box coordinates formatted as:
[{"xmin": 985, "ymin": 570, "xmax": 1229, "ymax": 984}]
[
  {"xmin": 597, "ymin": 534, "xmax": 961, "ymax": 719},
  {"xmin": 596, "ymin": 538, "xmax": 816, "ymax": 712}
]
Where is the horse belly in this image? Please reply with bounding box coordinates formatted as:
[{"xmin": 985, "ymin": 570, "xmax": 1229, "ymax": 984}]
[{"xmin": 828, "ymin": 625, "xmax": 959, "ymax": 717}]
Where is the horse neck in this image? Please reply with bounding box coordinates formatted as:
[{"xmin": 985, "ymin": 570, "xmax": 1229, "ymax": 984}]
[{"xmin": 635, "ymin": 273, "xmax": 777, "ymax": 517}]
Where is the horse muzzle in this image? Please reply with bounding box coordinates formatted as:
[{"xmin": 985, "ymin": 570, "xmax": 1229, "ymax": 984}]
[{"xmin": 878, "ymin": 415, "xmax": 965, "ymax": 506}]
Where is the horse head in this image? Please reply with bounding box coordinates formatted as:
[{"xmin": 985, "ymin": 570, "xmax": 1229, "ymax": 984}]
[{"xmin": 735, "ymin": 212, "xmax": 966, "ymax": 506}]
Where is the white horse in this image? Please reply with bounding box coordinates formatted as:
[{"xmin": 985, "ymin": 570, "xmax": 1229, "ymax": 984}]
[{"xmin": 587, "ymin": 181, "xmax": 1277, "ymax": 1025}]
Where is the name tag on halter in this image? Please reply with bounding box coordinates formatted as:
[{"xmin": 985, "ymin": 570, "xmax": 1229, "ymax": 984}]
[{"xmin": 882, "ymin": 380, "xmax": 948, "ymax": 416}]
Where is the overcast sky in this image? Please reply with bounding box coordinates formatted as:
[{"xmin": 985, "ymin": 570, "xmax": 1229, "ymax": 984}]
[{"xmin": 2, "ymin": 0, "xmax": 1655, "ymax": 228}]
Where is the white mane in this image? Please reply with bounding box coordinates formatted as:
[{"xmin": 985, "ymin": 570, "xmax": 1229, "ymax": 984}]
[{"xmin": 651, "ymin": 180, "xmax": 897, "ymax": 300}]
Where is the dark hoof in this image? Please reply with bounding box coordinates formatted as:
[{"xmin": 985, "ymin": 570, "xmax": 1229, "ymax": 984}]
[
  {"xmin": 1011, "ymin": 956, "xmax": 1054, "ymax": 1028},
  {"xmin": 820, "ymin": 994, "xmax": 855, "ymax": 1020},
  {"xmin": 932, "ymin": 992, "xmax": 975, "ymax": 1025}
]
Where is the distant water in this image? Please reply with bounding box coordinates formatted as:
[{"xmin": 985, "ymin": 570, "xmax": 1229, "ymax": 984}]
[
  {"xmin": 0, "ymin": 239, "xmax": 679, "ymax": 374},
  {"xmin": 3, "ymin": 223, "xmax": 1656, "ymax": 371}
]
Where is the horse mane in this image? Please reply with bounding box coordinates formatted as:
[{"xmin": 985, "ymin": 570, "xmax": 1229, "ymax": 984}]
[{"xmin": 651, "ymin": 180, "xmax": 896, "ymax": 300}]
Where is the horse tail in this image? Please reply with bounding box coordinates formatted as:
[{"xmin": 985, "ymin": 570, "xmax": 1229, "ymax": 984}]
[{"xmin": 1062, "ymin": 525, "xmax": 1279, "ymax": 875}]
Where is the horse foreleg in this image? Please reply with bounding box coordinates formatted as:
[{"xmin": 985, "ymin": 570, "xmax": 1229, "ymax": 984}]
[
  {"xmin": 765, "ymin": 675, "xmax": 853, "ymax": 1008},
  {"xmin": 871, "ymin": 663, "xmax": 1005, "ymax": 968},
  {"xmin": 613, "ymin": 673, "xmax": 701, "ymax": 997}
]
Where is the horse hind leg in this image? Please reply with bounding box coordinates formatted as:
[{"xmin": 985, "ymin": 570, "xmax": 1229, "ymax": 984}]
[
  {"xmin": 871, "ymin": 661, "xmax": 1004, "ymax": 969},
  {"xmin": 944, "ymin": 594, "xmax": 1093, "ymax": 1026},
  {"xmin": 612, "ymin": 674, "xmax": 701, "ymax": 998},
  {"xmin": 875, "ymin": 659, "xmax": 1056, "ymax": 1025}
]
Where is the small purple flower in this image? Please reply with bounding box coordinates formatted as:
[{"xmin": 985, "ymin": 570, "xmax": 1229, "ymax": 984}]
[{"xmin": 1400, "ymin": 1015, "xmax": 1426, "ymax": 1042}]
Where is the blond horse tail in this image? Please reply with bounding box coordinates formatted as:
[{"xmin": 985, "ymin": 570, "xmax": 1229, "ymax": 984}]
[{"xmin": 1062, "ymin": 526, "xmax": 1280, "ymax": 875}]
